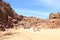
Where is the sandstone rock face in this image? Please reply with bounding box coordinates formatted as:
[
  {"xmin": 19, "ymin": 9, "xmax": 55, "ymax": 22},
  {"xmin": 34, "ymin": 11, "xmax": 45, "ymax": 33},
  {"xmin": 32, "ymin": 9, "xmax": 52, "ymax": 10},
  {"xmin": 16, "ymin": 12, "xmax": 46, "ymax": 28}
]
[
  {"xmin": 49, "ymin": 12, "xmax": 60, "ymax": 19},
  {"xmin": 0, "ymin": 0, "xmax": 23, "ymax": 31},
  {"xmin": 19, "ymin": 16, "xmax": 42, "ymax": 29},
  {"xmin": 35, "ymin": 19, "xmax": 60, "ymax": 29},
  {"xmin": 48, "ymin": 19, "xmax": 60, "ymax": 28},
  {"xmin": 0, "ymin": 6, "xmax": 8, "ymax": 27},
  {"xmin": 0, "ymin": 22, "xmax": 5, "ymax": 31},
  {"xmin": 7, "ymin": 16, "xmax": 13, "ymax": 28},
  {"xmin": 0, "ymin": 1, "xmax": 14, "ymax": 28},
  {"xmin": 48, "ymin": 12, "xmax": 60, "ymax": 28}
]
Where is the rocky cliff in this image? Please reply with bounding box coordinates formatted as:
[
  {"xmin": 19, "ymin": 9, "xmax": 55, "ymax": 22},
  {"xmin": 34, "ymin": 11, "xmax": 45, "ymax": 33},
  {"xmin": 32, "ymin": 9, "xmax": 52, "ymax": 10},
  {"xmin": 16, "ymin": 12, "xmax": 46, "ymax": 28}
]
[{"xmin": 0, "ymin": 0, "xmax": 23, "ymax": 31}]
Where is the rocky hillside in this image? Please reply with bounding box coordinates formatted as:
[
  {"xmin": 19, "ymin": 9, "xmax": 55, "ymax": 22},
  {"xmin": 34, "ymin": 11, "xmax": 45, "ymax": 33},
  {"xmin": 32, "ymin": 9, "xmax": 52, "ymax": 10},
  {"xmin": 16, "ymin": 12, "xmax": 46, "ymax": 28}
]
[
  {"xmin": 0, "ymin": 0, "xmax": 23, "ymax": 31},
  {"xmin": 18, "ymin": 16, "xmax": 42, "ymax": 29},
  {"xmin": 0, "ymin": 0, "xmax": 42, "ymax": 31},
  {"xmin": 0, "ymin": 0, "xmax": 60, "ymax": 31}
]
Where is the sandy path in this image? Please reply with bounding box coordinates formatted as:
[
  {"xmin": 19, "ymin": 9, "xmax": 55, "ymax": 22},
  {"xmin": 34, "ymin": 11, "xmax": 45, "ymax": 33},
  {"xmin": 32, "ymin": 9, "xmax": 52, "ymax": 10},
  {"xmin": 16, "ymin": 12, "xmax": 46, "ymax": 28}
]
[{"xmin": 1, "ymin": 28, "xmax": 60, "ymax": 40}]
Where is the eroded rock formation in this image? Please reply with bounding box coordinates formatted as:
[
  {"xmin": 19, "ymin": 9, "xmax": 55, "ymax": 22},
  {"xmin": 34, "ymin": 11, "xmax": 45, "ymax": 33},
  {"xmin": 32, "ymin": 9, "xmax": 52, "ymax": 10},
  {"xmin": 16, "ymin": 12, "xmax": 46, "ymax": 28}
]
[
  {"xmin": 0, "ymin": 0, "xmax": 23, "ymax": 31},
  {"xmin": 49, "ymin": 12, "xmax": 60, "ymax": 19}
]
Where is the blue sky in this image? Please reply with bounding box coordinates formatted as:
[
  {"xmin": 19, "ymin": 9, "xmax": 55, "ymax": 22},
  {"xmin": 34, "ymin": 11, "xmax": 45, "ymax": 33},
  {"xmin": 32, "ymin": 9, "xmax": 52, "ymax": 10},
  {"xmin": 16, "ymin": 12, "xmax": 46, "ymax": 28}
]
[{"xmin": 4, "ymin": 0, "xmax": 60, "ymax": 19}]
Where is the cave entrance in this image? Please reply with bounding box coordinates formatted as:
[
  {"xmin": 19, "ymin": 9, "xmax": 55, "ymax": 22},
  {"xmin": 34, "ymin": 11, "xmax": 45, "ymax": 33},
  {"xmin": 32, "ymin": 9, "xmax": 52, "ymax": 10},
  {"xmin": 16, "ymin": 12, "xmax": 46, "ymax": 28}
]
[{"xmin": 53, "ymin": 17, "xmax": 57, "ymax": 19}]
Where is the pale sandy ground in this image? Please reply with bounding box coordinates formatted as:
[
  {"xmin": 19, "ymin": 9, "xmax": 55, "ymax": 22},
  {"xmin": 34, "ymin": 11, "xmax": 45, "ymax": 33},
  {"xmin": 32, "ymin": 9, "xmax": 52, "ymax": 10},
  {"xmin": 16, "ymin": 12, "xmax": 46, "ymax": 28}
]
[{"xmin": 0, "ymin": 28, "xmax": 60, "ymax": 40}]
